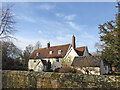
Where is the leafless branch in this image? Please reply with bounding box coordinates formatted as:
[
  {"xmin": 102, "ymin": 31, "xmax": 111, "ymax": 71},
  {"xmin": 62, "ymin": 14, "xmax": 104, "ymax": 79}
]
[{"xmin": 0, "ymin": 4, "xmax": 16, "ymax": 39}]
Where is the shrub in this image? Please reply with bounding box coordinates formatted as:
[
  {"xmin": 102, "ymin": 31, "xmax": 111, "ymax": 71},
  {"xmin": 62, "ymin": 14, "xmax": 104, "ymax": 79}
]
[
  {"xmin": 2, "ymin": 57, "xmax": 27, "ymax": 70},
  {"xmin": 59, "ymin": 66, "xmax": 76, "ymax": 73},
  {"xmin": 54, "ymin": 68, "xmax": 61, "ymax": 72},
  {"xmin": 76, "ymin": 70, "xmax": 83, "ymax": 74}
]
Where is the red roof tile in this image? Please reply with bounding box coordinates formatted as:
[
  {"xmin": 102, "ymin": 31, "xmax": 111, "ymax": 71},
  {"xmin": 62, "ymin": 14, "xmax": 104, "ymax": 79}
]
[
  {"xmin": 29, "ymin": 44, "xmax": 71, "ymax": 59},
  {"xmin": 75, "ymin": 46, "xmax": 86, "ymax": 56},
  {"xmin": 76, "ymin": 46, "xmax": 86, "ymax": 52}
]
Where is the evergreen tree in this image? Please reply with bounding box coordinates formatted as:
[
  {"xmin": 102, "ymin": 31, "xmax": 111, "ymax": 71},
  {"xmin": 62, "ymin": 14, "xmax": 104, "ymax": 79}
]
[
  {"xmin": 114, "ymin": 2, "xmax": 120, "ymax": 70},
  {"xmin": 99, "ymin": 2, "xmax": 120, "ymax": 71},
  {"xmin": 2, "ymin": 41, "xmax": 24, "ymax": 70}
]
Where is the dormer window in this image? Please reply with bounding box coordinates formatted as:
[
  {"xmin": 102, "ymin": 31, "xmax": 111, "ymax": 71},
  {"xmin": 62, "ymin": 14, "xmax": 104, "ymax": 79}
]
[
  {"xmin": 49, "ymin": 51, "xmax": 53, "ymax": 54},
  {"xmin": 36, "ymin": 52, "xmax": 40, "ymax": 56},
  {"xmin": 58, "ymin": 50, "xmax": 62, "ymax": 54}
]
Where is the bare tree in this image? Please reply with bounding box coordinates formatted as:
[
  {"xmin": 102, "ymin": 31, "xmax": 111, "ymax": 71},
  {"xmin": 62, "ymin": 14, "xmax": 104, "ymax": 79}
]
[
  {"xmin": 0, "ymin": 4, "xmax": 16, "ymax": 39},
  {"xmin": 93, "ymin": 42, "xmax": 105, "ymax": 55},
  {"xmin": 34, "ymin": 41, "xmax": 42, "ymax": 49},
  {"xmin": 26, "ymin": 44, "xmax": 34, "ymax": 55}
]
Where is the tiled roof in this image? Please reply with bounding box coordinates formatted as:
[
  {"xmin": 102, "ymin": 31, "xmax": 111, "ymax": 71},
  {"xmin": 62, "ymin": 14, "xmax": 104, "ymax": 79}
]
[
  {"xmin": 29, "ymin": 44, "xmax": 71, "ymax": 59},
  {"xmin": 75, "ymin": 46, "xmax": 86, "ymax": 56},
  {"xmin": 76, "ymin": 46, "xmax": 86, "ymax": 52},
  {"xmin": 71, "ymin": 56, "xmax": 102, "ymax": 67}
]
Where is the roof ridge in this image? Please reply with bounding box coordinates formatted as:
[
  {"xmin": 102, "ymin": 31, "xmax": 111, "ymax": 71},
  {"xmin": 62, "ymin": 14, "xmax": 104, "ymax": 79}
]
[
  {"xmin": 50, "ymin": 43, "xmax": 71, "ymax": 47},
  {"xmin": 76, "ymin": 46, "xmax": 86, "ymax": 49},
  {"xmin": 75, "ymin": 56, "xmax": 102, "ymax": 58},
  {"xmin": 37, "ymin": 44, "xmax": 71, "ymax": 50}
]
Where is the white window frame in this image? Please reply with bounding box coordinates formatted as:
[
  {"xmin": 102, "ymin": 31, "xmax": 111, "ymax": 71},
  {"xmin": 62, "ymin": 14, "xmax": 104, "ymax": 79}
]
[
  {"xmin": 49, "ymin": 51, "xmax": 53, "ymax": 54},
  {"xmin": 58, "ymin": 50, "xmax": 62, "ymax": 54},
  {"xmin": 36, "ymin": 52, "xmax": 40, "ymax": 56}
]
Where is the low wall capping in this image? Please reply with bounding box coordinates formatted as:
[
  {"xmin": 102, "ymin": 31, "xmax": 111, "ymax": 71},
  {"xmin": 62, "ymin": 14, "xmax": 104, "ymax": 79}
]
[{"xmin": 2, "ymin": 70, "xmax": 120, "ymax": 88}]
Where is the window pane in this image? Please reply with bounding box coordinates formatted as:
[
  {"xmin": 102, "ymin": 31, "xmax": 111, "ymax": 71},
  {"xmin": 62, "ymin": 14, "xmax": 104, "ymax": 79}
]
[
  {"xmin": 49, "ymin": 51, "xmax": 53, "ymax": 54},
  {"xmin": 58, "ymin": 50, "xmax": 62, "ymax": 54},
  {"xmin": 56, "ymin": 58, "xmax": 59, "ymax": 62}
]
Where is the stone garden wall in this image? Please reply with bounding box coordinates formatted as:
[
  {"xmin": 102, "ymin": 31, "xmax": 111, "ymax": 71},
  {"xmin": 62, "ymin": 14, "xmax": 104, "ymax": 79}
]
[{"xmin": 2, "ymin": 70, "xmax": 120, "ymax": 88}]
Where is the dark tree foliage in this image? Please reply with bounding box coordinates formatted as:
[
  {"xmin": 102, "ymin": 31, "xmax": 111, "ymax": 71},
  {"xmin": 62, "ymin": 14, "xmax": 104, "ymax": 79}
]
[
  {"xmin": 19, "ymin": 44, "xmax": 33, "ymax": 69},
  {"xmin": 2, "ymin": 57, "xmax": 24, "ymax": 70},
  {"xmin": 2, "ymin": 41, "xmax": 26, "ymax": 70},
  {"xmin": 99, "ymin": 3, "xmax": 120, "ymax": 71}
]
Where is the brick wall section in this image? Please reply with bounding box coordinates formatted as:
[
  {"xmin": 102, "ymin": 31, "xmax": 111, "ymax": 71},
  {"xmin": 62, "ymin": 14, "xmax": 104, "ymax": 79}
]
[{"xmin": 2, "ymin": 70, "xmax": 120, "ymax": 88}]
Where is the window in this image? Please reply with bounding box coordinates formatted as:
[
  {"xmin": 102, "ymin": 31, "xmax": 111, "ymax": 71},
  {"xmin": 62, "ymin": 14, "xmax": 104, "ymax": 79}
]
[
  {"xmin": 105, "ymin": 66, "xmax": 108, "ymax": 70},
  {"xmin": 36, "ymin": 52, "xmax": 40, "ymax": 56},
  {"xmin": 49, "ymin": 51, "xmax": 53, "ymax": 54},
  {"xmin": 48, "ymin": 59, "xmax": 50, "ymax": 62},
  {"xmin": 56, "ymin": 58, "xmax": 59, "ymax": 62},
  {"xmin": 34, "ymin": 59, "xmax": 36, "ymax": 62},
  {"xmin": 58, "ymin": 50, "xmax": 62, "ymax": 54}
]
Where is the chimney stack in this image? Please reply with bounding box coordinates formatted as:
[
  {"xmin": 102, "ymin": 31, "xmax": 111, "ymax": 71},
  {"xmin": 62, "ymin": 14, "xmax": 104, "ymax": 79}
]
[
  {"xmin": 72, "ymin": 35, "xmax": 76, "ymax": 48},
  {"xmin": 47, "ymin": 42, "xmax": 50, "ymax": 48}
]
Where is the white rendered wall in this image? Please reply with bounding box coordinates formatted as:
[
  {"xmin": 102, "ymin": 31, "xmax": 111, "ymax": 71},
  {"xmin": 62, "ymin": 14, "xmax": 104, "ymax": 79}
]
[
  {"xmin": 100, "ymin": 59, "xmax": 109, "ymax": 74},
  {"xmin": 28, "ymin": 59, "xmax": 44, "ymax": 72},
  {"xmin": 42, "ymin": 58, "xmax": 62, "ymax": 70},
  {"xmin": 64, "ymin": 47, "xmax": 78, "ymax": 65}
]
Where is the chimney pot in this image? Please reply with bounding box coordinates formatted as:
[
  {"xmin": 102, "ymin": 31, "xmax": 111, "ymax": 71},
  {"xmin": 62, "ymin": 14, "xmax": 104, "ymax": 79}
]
[{"xmin": 47, "ymin": 42, "xmax": 50, "ymax": 48}]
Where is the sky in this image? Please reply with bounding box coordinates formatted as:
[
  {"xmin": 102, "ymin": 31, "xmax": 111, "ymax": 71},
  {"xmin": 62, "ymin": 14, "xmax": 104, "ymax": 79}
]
[{"xmin": 2, "ymin": 2, "xmax": 117, "ymax": 53}]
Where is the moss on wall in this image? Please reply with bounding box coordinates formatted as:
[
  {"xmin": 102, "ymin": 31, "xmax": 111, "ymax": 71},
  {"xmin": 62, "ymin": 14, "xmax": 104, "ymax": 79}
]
[{"xmin": 2, "ymin": 70, "xmax": 120, "ymax": 88}]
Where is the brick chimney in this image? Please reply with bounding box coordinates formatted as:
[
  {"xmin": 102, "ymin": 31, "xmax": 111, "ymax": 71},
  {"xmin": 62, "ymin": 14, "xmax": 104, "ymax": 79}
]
[
  {"xmin": 72, "ymin": 35, "xmax": 76, "ymax": 48},
  {"xmin": 47, "ymin": 42, "xmax": 50, "ymax": 48}
]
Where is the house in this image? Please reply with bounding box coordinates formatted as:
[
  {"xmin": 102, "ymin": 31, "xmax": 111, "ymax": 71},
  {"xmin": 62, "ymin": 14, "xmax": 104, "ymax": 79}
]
[
  {"xmin": 28, "ymin": 35, "xmax": 90, "ymax": 72},
  {"xmin": 71, "ymin": 56, "xmax": 108, "ymax": 75}
]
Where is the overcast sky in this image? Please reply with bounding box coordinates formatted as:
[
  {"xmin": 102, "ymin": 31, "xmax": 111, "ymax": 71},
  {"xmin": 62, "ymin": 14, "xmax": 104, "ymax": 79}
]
[{"xmin": 2, "ymin": 2, "xmax": 117, "ymax": 53}]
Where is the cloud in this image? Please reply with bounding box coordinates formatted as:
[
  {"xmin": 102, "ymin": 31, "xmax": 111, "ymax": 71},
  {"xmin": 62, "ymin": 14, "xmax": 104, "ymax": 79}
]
[
  {"xmin": 56, "ymin": 34, "xmax": 72, "ymax": 43},
  {"xmin": 13, "ymin": 36, "xmax": 48, "ymax": 50},
  {"xmin": 13, "ymin": 35, "xmax": 70, "ymax": 51},
  {"xmin": 17, "ymin": 15, "xmax": 36, "ymax": 23},
  {"xmin": 80, "ymin": 32, "xmax": 95, "ymax": 39},
  {"xmin": 55, "ymin": 32, "xmax": 98, "ymax": 53},
  {"xmin": 14, "ymin": 31, "xmax": 98, "ymax": 53},
  {"xmin": 55, "ymin": 13, "xmax": 76, "ymax": 20},
  {"xmin": 37, "ymin": 4, "xmax": 55, "ymax": 10},
  {"xmin": 38, "ymin": 30, "xmax": 43, "ymax": 34},
  {"xmin": 67, "ymin": 21, "xmax": 81, "ymax": 30},
  {"xmin": 14, "ymin": 16, "xmax": 98, "ymax": 53},
  {"xmin": 76, "ymin": 32, "xmax": 99, "ymax": 53},
  {"xmin": 64, "ymin": 14, "xmax": 76, "ymax": 20},
  {"xmin": 35, "ymin": 17, "xmax": 73, "ymax": 36},
  {"xmin": 55, "ymin": 13, "xmax": 64, "ymax": 17}
]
